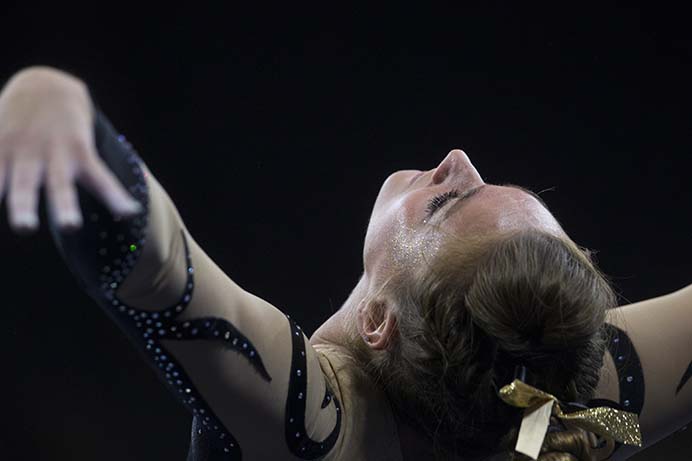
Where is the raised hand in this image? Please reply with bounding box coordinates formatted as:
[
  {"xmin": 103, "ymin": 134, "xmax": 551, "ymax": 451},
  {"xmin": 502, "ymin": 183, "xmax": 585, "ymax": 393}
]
[{"xmin": 0, "ymin": 66, "xmax": 142, "ymax": 234}]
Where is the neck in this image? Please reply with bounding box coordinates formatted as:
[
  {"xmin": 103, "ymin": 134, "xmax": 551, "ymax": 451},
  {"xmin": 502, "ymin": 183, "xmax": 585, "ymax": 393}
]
[
  {"xmin": 309, "ymin": 273, "xmax": 369, "ymax": 349},
  {"xmin": 311, "ymin": 274, "xmax": 456, "ymax": 460}
]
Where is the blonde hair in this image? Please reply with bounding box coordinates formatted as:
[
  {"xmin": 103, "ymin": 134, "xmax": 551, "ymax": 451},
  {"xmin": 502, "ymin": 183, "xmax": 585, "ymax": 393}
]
[{"xmin": 349, "ymin": 229, "xmax": 618, "ymax": 460}]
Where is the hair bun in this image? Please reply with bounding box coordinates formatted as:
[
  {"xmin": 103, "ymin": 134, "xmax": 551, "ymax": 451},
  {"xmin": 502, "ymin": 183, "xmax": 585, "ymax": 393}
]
[{"xmin": 464, "ymin": 232, "xmax": 611, "ymax": 355}]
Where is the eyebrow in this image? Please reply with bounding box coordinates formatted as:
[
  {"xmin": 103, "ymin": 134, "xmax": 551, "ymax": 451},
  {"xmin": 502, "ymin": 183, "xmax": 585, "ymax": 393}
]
[{"xmin": 441, "ymin": 182, "xmax": 550, "ymax": 222}]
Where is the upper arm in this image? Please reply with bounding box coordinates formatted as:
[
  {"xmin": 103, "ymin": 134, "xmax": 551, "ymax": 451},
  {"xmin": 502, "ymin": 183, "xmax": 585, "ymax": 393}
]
[
  {"xmin": 590, "ymin": 285, "xmax": 692, "ymax": 459},
  {"xmin": 49, "ymin": 107, "xmax": 343, "ymax": 459}
]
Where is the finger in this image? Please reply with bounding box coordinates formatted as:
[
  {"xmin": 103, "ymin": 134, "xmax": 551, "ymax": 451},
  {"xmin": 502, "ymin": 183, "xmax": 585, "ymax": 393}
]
[
  {"xmin": 7, "ymin": 154, "xmax": 44, "ymax": 233},
  {"xmin": 45, "ymin": 150, "xmax": 82, "ymax": 230},
  {"xmin": 77, "ymin": 153, "xmax": 142, "ymax": 218}
]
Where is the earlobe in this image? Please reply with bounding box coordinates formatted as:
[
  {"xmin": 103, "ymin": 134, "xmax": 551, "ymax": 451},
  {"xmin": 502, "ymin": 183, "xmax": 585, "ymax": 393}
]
[{"xmin": 357, "ymin": 297, "xmax": 398, "ymax": 350}]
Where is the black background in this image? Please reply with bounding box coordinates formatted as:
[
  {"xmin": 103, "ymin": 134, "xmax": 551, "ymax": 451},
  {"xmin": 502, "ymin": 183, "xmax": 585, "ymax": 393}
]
[{"xmin": 1, "ymin": 4, "xmax": 690, "ymax": 460}]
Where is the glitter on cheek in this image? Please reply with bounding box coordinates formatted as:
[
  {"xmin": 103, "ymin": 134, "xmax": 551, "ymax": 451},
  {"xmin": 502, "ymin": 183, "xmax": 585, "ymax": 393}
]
[
  {"xmin": 390, "ymin": 212, "xmax": 443, "ymax": 272},
  {"xmin": 365, "ymin": 192, "xmax": 444, "ymax": 281}
]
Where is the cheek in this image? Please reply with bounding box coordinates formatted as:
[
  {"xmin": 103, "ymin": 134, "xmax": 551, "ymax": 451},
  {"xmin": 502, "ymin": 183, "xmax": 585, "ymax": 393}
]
[
  {"xmin": 363, "ymin": 191, "xmax": 440, "ymax": 277},
  {"xmin": 371, "ymin": 170, "xmax": 413, "ymax": 209},
  {"xmin": 363, "ymin": 195, "xmax": 401, "ymax": 274},
  {"xmin": 363, "ymin": 171, "xmax": 411, "ymax": 255},
  {"xmin": 389, "ymin": 215, "xmax": 441, "ymax": 272}
]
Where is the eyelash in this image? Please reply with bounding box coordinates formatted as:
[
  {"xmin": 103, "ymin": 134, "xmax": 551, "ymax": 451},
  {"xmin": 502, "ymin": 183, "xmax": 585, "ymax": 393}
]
[{"xmin": 425, "ymin": 189, "xmax": 459, "ymax": 216}]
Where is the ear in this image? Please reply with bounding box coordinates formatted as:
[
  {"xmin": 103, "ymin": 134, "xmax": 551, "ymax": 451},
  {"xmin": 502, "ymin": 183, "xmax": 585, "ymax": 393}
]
[{"xmin": 356, "ymin": 295, "xmax": 398, "ymax": 350}]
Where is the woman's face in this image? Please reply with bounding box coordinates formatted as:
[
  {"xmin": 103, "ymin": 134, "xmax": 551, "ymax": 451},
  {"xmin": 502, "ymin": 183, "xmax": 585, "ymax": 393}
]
[{"xmin": 363, "ymin": 149, "xmax": 567, "ymax": 283}]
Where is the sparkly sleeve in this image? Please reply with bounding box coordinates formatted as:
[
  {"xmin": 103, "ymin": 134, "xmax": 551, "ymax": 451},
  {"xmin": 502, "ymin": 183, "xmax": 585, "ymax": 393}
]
[
  {"xmin": 47, "ymin": 106, "xmax": 342, "ymax": 460},
  {"xmin": 589, "ymin": 285, "xmax": 692, "ymax": 460}
]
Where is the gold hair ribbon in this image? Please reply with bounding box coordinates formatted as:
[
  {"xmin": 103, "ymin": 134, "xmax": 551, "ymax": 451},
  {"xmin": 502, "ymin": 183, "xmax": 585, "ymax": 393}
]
[{"xmin": 499, "ymin": 379, "xmax": 642, "ymax": 460}]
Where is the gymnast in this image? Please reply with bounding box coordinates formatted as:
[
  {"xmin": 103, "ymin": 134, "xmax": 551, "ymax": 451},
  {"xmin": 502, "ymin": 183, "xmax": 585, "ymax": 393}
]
[{"xmin": 1, "ymin": 66, "xmax": 690, "ymax": 460}]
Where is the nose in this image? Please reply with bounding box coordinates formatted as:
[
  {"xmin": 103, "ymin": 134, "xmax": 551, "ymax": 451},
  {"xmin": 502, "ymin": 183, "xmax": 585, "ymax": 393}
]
[{"xmin": 431, "ymin": 149, "xmax": 480, "ymax": 185}]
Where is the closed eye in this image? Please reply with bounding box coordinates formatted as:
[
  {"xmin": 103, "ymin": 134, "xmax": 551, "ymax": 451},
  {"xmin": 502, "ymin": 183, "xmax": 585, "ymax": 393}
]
[{"xmin": 425, "ymin": 189, "xmax": 459, "ymax": 216}]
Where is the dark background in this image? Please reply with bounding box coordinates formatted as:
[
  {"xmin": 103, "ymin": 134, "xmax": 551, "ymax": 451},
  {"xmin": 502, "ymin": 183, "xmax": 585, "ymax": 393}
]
[{"xmin": 1, "ymin": 4, "xmax": 690, "ymax": 460}]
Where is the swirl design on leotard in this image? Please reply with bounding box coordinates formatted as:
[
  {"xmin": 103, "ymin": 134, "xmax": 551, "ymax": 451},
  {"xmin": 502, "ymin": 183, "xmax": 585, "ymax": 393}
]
[
  {"xmin": 49, "ymin": 108, "xmax": 342, "ymax": 460},
  {"xmin": 284, "ymin": 315, "xmax": 342, "ymax": 459}
]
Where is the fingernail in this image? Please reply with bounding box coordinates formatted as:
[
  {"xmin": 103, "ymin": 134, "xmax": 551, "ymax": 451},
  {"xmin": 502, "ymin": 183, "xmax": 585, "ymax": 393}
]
[
  {"xmin": 15, "ymin": 212, "xmax": 38, "ymax": 230},
  {"xmin": 61, "ymin": 210, "xmax": 83, "ymax": 228},
  {"xmin": 123, "ymin": 200, "xmax": 143, "ymax": 214}
]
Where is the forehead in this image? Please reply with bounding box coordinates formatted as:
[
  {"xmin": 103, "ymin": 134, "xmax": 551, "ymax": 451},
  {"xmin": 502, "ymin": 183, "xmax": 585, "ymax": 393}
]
[{"xmin": 439, "ymin": 184, "xmax": 565, "ymax": 238}]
